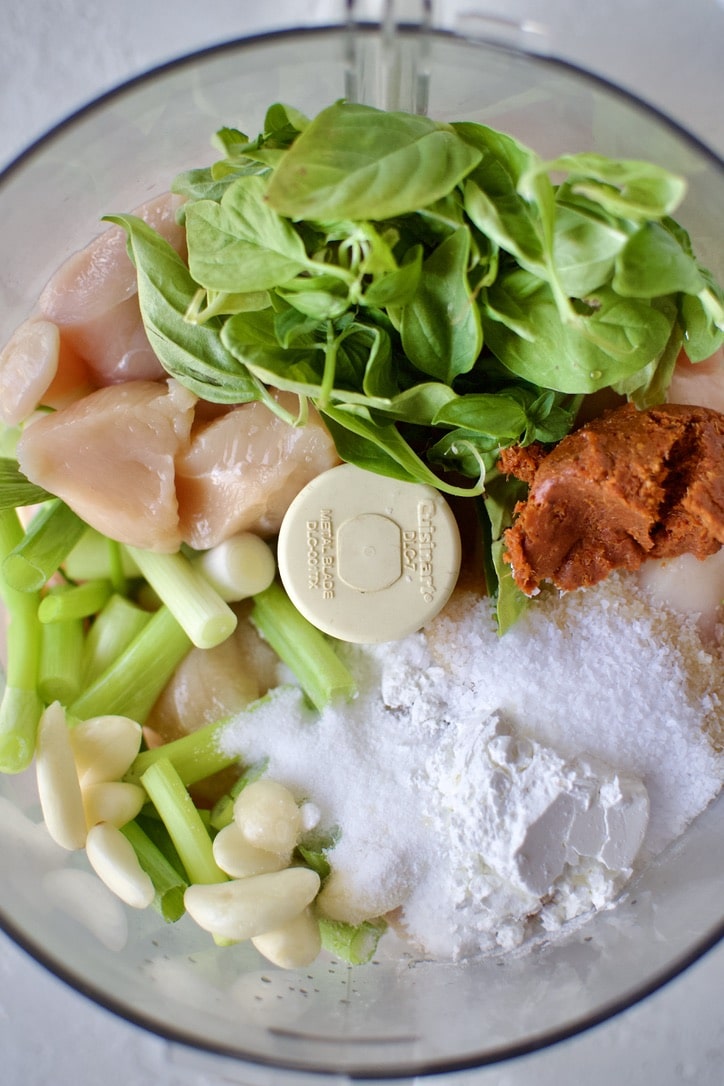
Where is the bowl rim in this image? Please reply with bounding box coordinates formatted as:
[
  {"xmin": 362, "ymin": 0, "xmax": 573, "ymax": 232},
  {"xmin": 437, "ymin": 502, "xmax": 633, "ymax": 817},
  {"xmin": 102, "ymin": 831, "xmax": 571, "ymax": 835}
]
[{"xmin": 0, "ymin": 19, "xmax": 722, "ymax": 1079}]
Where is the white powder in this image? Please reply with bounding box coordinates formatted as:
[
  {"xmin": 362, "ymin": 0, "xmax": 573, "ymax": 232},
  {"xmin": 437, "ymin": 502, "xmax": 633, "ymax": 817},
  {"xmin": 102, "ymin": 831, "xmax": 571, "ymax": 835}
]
[{"xmin": 220, "ymin": 572, "xmax": 723, "ymax": 960}]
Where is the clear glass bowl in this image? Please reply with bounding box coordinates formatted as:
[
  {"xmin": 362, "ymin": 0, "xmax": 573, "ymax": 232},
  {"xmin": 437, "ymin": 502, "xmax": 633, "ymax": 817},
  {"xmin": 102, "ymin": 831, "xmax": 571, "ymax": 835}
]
[{"xmin": 0, "ymin": 23, "xmax": 722, "ymax": 1080}]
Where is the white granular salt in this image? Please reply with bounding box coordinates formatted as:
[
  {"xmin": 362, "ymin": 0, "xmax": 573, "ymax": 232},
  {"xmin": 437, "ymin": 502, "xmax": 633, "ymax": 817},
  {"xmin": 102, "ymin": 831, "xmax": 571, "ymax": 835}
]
[{"xmin": 220, "ymin": 572, "xmax": 723, "ymax": 960}]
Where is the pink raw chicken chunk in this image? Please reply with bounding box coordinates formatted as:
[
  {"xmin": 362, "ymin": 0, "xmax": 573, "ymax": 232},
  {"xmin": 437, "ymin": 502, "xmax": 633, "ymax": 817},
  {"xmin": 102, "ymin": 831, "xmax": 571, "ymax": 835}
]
[
  {"xmin": 668, "ymin": 347, "xmax": 724, "ymax": 413},
  {"xmin": 0, "ymin": 320, "xmax": 94, "ymax": 426},
  {"xmin": 17, "ymin": 379, "xmax": 196, "ymax": 552},
  {"xmin": 176, "ymin": 391, "xmax": 340, "ymax": 549},
  {"xmin": 147, "ymin": 604, "xmax": 281, "ymax": 743},
  {"xmin": 38, "ymin": 192, "xmax": 186, "ymax": 386}
]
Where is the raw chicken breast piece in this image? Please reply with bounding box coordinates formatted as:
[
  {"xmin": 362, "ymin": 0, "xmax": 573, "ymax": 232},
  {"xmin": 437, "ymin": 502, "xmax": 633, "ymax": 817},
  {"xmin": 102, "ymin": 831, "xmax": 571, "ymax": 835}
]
[
  {"xmin": 39, "ymin": 192, "xmax": 186, "ymax": 325},
  {"xmin": 17, "ymin": 379, "xmax": 196, "ymax": 552},
  {"xmin": 59, "ymin": 294, "xmax": 166, "ymax": 385},
  {"xmin": 37, "ymin": 192, "xmax": 186, "ymax": 387},
  {"xmin": 0, "ymin": 318, "xmax": 94, "ymax": 425},
  {"xmin": 668, "ymin": 347, "xmax": 724, "ymax": 413},
  {"xmin": 147, "ymin": 603, "xmax": 280, "ymax": 742},
  {"xmin": 176, "ymin": 391, "xmax": 340, "ymax": 549}
]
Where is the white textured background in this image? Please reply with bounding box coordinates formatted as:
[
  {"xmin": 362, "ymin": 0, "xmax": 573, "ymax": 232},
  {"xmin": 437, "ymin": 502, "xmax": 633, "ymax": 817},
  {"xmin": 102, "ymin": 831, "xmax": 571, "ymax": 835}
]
[{"xmin": 1, "ymin": 2, "xmax": 723, "ymax": 1084}]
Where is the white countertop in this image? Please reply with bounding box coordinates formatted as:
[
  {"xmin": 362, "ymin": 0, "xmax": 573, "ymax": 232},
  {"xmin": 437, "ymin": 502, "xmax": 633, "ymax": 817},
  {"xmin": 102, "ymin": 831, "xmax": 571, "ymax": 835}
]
[{"xmin": 1, "ymin": 3, "xmax": 723, "ymax": 1084}]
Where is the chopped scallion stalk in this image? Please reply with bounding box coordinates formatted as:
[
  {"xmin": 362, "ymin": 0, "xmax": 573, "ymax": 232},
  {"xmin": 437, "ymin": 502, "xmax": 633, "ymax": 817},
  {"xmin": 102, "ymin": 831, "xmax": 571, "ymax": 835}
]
[
  {"xmin": 251, "ymin": 582, "xmax": 356, "ymax": 710},
  {"xmin": 38, "ymin": 588, "xmax": 84, "ymax": 704},
  {"xmin": 69, "ymin": 605, "xmax": 191, "ymax": 723},
  {"xmin": 0, "ymin": 687, "xmax": 43, "ymax": 775},
  {"xmin": 106, "ymin": 538, "xmax": 129, "ymax": 596},
  {"xmin": 82, "ymin": 594, "xmax": 151, "ymax": 687},
  {"xmin": 63, "ymin": 528, "xmax": 141, "ymax": 582},
  {"xmin": 140, "ymin": 757, "xmax": 227, "ymax": 885},
  {"xmin": 0, "ymin": 457, "xmax": 52, "ymax": 511},
  {"xmin": 209, "ymin": 756, "xmax": 269, "ymax": 831},
  {"xmin": 125, "ymin": 546, "xmax": 237, "ymax": 649},
  {"xmin": 2, "ymin": 499, "xmax": 86, "ymax": 592},
  {"xmin": 38, "ymin": 578, "xmax": 112, "ymax": 623},
  {"xmin": 120, "ymin": 819, "xmax": 188, "ymax": 922},
  {"xmin": 194, "ymin": 533, "xmax": 276, "ymax": 602},
  {"xmin": 318, "ymin": 917, "xmax": 387, "ymax": 965},
  {"xmin": 0, "ymin": 509, "xmax": 42, "ymax": 772},
  {"xmin": 125, "ymin": 717, "xmax": 236, "ymax": 788}
]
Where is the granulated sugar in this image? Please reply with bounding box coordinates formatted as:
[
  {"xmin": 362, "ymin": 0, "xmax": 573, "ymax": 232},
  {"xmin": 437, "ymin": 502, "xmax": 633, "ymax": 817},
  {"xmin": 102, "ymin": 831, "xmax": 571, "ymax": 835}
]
[{"xmin": 220, "ymin": 572, "xmax": 723, "ymax": 960}]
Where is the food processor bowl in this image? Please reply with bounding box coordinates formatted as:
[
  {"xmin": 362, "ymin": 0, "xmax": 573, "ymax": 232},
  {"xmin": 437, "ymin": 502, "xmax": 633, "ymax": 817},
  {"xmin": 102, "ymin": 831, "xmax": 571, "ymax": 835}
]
[{"xmin": 0, "ymin": 22, "xmax": 722, "ymax": 1079}]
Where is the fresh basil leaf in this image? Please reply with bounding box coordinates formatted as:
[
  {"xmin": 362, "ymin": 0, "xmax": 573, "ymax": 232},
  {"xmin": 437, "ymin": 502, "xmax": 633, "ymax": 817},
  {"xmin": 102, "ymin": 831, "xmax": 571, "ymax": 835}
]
[
  {"xmin": 612, "ymin": 310, "xmax": 683, "ymax": 408},
  {"xmin": 213, "ymin": 126, "xmax": 253, "ymax": 156},
  {"xmin": 263, "ymin": 102, "xmax": 309, "ymax": 146},
  {"xmin": 186, "ymin": 288, "xmax": 271, "ymax": 323},
  {"xmin": 400, "ymin": 228, "xmax": 482, "ymax": 383},
  {"xmin": 552, "ymin": 203, "xmax": 627, "ymax": 296},
  {"xmin": 362, "ymin": 244, "xmax": 423, "ymax": 308},
  {"xmin": 524, "ymin": 391, "xmax": 580, "ymax": 444},
  {"xmin": 277, "ymin": 275, "xmax": 351, "ymax": 319},
  {"xmin": 427, "ymin": 428, "xmax": 501, "ymax": 478},
  {"xmin": 483, "ymin": 271, "xmax": 674, "ymax": 392},
  {"xmin": 522, "ymin": 152, "xmax": 687, "ymax": 221},
  {"xmin": 171, "ymin": 167, "xmax": 233, "ymax": 204},
  {"xmin": 491, "ymin": 538, "xmax": 530, "ymax": 635},
  {"xmin": 265, "ymin": 100, "xmax": 481, "ymax": 221},
  {"xmin": 374, "ymin": 382, "xmax": 459, "ymax": 425},
  {"xmin": 184, "ymin": 175, "xmax": 310, "ymax": 292},
  {"xmin": 171, "ymin": 165, "xmax": 265, "ymax": 207},
  {"xmin": 321, "ymin": 403, "xmax": 485, "ymax": 495},
  {"xmin": 432, "ymin": 393, "xmax": 528, "ymax": 439},
  {"xmin": 613, "ymin": 221, "xmax": 706, "ymax": 297},
  {"xmin": 104, "ymin": 213, "xmax": 261, "ymax": 404},
  {"xmin": 223, "ymin": 341, "xmax": 326, "ymax": 399},
  {"xmin": 679, "ymin": 284, "xmax": 724, "ymax": 362},
  {"xmin": 458, "ymin": 124, "xmax": 546, "ymax": 264},
  {"xmin": 272, "ymin": 304, "xmax": 323, "ymax": 347},
  {"xmin": 457, "ymin": 121, "xmax": 568, "ymax": 317},
  {"xmin": 479, "ymin": 473, "xmax": 530, "ymax": 633},
  {"xmin": 222, "ymin": 317, "xmax": 393, "ymax": 410}
]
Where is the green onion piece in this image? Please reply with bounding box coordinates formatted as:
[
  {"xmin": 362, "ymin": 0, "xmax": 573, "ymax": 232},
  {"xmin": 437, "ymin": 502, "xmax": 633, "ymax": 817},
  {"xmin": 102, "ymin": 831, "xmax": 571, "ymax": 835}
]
[
  {"xmin": 120, "ymin": 819, "xmax": 188, "ymax": 922},
  {"xmin": 296, "ymin": 843, "xmax": 331, "ymax": 881},
  {"xmin": 2, "ymin": 499, "xmax": 86, "ymax": 592},
  {"xmin": 0, "ymin": 509, "xmax": 43, "ymax": 772},
  {"xmin": 318, "ymin": 917, "xmax": 387, "ymax": 965},
  {"xmin": 250, "ymin": 582, "xmax": 356, "ymax": 710},
  {"xmin": 209, "ymin": 756, "xmax": 269, "ymax": 831},
  {"xmin": 63, "ymin": 528, "xmax": 141, "ymax": 582},
  {"xmin": 69, "ymin": 605, "xmax": 191, "ymax": 723},
  {"xmin": 140, "ymin": 757, "xmax": 227, "ymax": 885},
  {"xmin": 38, "ymin": 578, "xmax": 113, "ymax": 623},
  {"xmin": 125, "ymin": 546, "xmax": 237, "ymax": 650},
  {"xmin": 0, "ymin": 687, "xmax": 43, "ymax": 775},
  {"xmin": 134, "ymin": 809, "xmax": 187, "ymax": 879},
  {"xmin": 126, "ymin": 717, "xmax": 236, "ymax": 788},
  {"xmin": 106, "ymin": 538, "xmax": 129, "ymax": 596},
  {"xmin": 38, "ymin": 589, "xmax": 84, "ymax": 705},
  {"xmin": 82, "ymin": 594, "xmax": 151, "ymax": 686},
  {"xmin": 0, "ymin": 458, "xmax": 52, "ymax": 511}
]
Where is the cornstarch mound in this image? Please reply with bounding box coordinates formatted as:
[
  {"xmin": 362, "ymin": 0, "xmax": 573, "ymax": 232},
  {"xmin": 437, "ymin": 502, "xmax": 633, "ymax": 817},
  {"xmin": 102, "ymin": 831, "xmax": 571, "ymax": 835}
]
[{"xmin": 219, "ymin": 572, "xmax": 723, "ymax": 960}]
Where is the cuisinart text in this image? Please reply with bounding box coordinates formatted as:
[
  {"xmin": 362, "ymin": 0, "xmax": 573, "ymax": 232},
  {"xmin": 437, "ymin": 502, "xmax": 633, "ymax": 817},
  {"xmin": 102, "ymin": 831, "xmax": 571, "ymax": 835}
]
[{"xmin": 306, "ymin": 500, "xmax": 440, "ymax": 602}]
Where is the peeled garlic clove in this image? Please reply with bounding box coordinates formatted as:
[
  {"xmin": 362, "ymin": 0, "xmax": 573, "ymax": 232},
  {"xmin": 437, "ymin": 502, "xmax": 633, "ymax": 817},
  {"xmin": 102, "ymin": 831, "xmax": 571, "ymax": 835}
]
[
  {"xmin": 70, "ymin": 714, "xmax": 142, "ymax": 784},
  {"xmin": 85, "ymin": 822, "xmax": 154, "ymax": 909},
  {"xmin": 184, "ymin": 867, "xmax": 320, "ymax": 942},
  {"xmin": 212, "ymin": 821, "xmax": 289, "ymax": 878},
  {"xmin": 83, "ymin": 781, "xmax": 146, "ymax": 829},
  {"xmin": 36, "ymin": 702, "xmax": 87, "ymax": 850},
  {"xmin": 252, "ymin": 907, "xmax": 322, "ymax": 969},
  {"xmin": 233, "ymin": 779, "xmax": 301, "ymax": 856}
]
